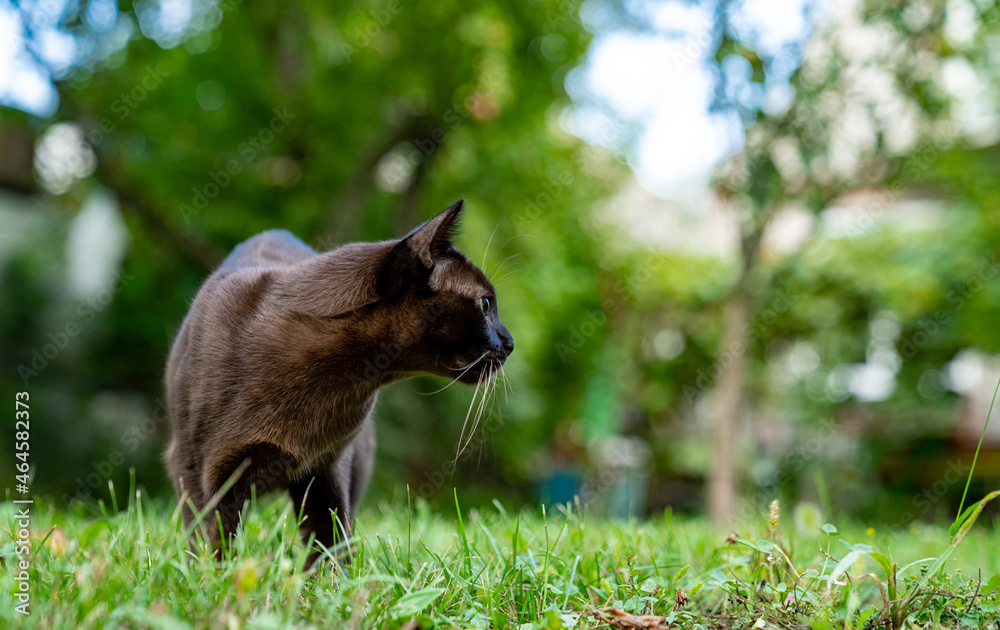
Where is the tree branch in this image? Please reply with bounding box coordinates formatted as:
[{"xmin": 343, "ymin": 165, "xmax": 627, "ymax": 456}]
[
  {"xmin": 97, "ymin": 157, "xmax": 226, "ymax": 270},
  {"xmin": 318, "ymin": 116, "xmax": 434, "ymax": 248}
]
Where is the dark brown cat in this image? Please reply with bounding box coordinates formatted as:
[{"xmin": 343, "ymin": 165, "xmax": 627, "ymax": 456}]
[{"xmin": 164, "ymin": 200, "xmax": 513, "ymax": 564}]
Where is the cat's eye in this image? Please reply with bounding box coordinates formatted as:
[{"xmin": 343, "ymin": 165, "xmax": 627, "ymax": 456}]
[{"xmin": 480, "ymin": 297, "xmax": 491, "ymax": 315}]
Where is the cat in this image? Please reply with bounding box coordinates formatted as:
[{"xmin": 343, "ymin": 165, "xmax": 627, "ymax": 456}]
[{"xmin": 163, "ymin": 200, "xmax": 513, "ymax": 565}]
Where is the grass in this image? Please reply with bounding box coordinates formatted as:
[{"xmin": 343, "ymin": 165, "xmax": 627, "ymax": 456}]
[{"xmin": 2, "ymin": 482, "xmax": 1000, "ymax": 629}]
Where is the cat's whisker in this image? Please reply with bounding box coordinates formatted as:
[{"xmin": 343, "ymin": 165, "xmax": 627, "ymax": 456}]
[
  {"xmin": 454, "ymin": 370, "xmax": 485, "ymax": 463},
  {"xmin": 477, "ymin": 375, "xmax": 501, "ymax": 467},
  {"xmin": 476, "ymin": 370, "xmax": 498, "ymax": 447},
  {"xmin": 491, "ymin": 260, "xmax": 525, "ymax": 280},
  {"xmin": 456, "ymin": 370, "xmax": 482, "ymax": 450},
  {"xmin": 480, "ymin": 398, "xmax": 502, "ymax": 468},
  {"xmin": 495, "ymin": 234, "xmax": 535, "ymax": 258},
  {"xmin": 484, "ymin": 231, "xmax": 532, "ymax": 283},
  {"xmin": 445, "ymin": 352, "xmax": 491, "ymax": 371},
  {"xmin": 464, "ymin": 370, "xmax": 493, "ymax": 457},
  {"xmin": 487, "ymin": 252, "xmax": 525, "ymax": 279},
  {"xmin": 492, "ymin": 362, "xmax": 505, "ymax": 400},
  {"xmin": 487, "ymin": 368, "xmax": 501, "ymax": 416},
  {"xmin": 499, "ymin": 366, "xmax": 516, "ymax": 400},
  {"xmin": 499, "ymin": 363, "xmax": 510, "ymax": 404},
  {"xmin": 487, "ymin": 371, "xmax": 501, "ymax": 422},
  {"xmin": 419, "ymin": 353, "xmax": 490, "ymax": 396},
  {"xmin": 494, "ymin": 250, "xmax": 526, "ymax": 266},
  {"xmin": 461, "ymin": 370, "xmax": 490, "ymax": 454},
  {"xmin": 488, "ymin": 253, "xmax": 526, "ymax": 282},
  {"xmin": 482, "ymin": 224, "xmax": 500, "ymax": 270},
  {"xmin": 462, "ymin": 365, "xmax": 496, "ymax": 456},
  {"xmin": 471, "ymin": 362, "xmax": 506, "ymax": 466},
  {"xmin": 493, "ymin": 267, "xmax": 525, "ymax": 286}
]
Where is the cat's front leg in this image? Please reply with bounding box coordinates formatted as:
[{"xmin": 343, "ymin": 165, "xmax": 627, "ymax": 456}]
[
  {"xmin": 288, "ymin": 456, "xmax": 353, "ymax": 568},
  {"xmin": 290, "ymin": 416, "xmax": 376, "ymax": 568},
  {"xmin": 348, "ymin": 415, "xmax": 376, "ymax": 521},
  {"xmin": 201, "ymin": 442, "xmax": 298, "ymax": 558}
]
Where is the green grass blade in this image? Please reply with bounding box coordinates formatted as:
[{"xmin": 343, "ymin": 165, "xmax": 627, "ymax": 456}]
[
  {"xmin": 901, "ymin": 489, "xmax": 1000, "ymax": 613},
  {"xmin": 951, "ymin": 375, "xmax": 1000, "ymax": 536}
]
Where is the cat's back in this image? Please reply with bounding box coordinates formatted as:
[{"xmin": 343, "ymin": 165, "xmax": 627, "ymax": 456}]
[
  {"xmin": 167, "ymin": 230, "xmax": 390, "ymax": 394},
  {"xmin": 166, "ymin": 230, "xmax": 313, "ymax": 395},
  {"xmin": 179, "ymin": 229, "xmax": 315, "ymax": 344},
  {"xmin": 219, "ymin": 229, "xmax": 316, "ymax": 271}
]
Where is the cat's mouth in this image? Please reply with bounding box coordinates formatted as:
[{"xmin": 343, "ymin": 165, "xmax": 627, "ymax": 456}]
[{"xmin": 449, "ymin": 352, "xmax": 507, "ymax": 384}]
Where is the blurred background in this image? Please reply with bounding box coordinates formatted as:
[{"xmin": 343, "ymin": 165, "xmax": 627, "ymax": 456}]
[{"xmin": 1, "ymin": 0, "xmax": 999, "ymax": 529}]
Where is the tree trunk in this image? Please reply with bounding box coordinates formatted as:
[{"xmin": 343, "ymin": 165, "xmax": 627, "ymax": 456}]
[
  {"xmin": 396, "ymin": 147, "xmax": 433, "ymax": 235},
  {"xmin": 319, "ymin": 116, "xmax": 433, "ymax": 247},
  {"xmin": 709, "ymin": 274, "xmax": 749, "ymax": 527}
]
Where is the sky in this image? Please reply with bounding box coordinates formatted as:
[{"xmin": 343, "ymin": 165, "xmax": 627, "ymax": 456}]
[
  {"xmin": 0, "ymin": 0, "xmax": 171, "ymax": 117},
  {"xmin": 0, "ymin": 0, "xmax": 65, "ymax": 117},
  {"xmin": 569, "ymin": 0, "xmax": 817, "ymax": 200}
]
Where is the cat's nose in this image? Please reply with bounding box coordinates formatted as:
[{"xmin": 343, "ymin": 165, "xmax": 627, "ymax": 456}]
[{"xmin": 500, "ymin": 330, "xmax": 514, "ymax": 356}]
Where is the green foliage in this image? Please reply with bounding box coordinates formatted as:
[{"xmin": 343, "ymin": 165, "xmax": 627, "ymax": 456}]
[
  {"xmin": 0, "ymin": 0, "xmax": 628, "ymax": 506},
  {"xmin": 4, "ymin": 0, "xmax": 1000, "ymax": 527},
  {"xmin": 728, "ymin": 493, "xmax": 1000, "ymax": 629}
]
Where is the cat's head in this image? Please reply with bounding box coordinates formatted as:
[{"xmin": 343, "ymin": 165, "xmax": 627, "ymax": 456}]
[{"xmin": 379, "ymin": 200, "xmax": 514, "ymax": 383}]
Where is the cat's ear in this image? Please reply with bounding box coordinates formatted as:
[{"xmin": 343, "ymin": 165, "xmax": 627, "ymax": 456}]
[
  {"xmin": 378, "ymin": 200, "xmax": 465, "ymax": 297},
  {"xmin": 406, "ymin": 199, "xmax": 465, "ymax": 268}
]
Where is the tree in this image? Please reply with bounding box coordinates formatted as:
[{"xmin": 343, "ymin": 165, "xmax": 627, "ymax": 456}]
[
  {"xmin": 0, "ymin": 0, "xmax": 627, "ymax": 501},
  {"xmin": 575, "ymin": 0, "xmax": 1000, "ymax": 524}
]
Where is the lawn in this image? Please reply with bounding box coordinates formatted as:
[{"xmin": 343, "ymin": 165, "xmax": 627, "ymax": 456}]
[{"xmin": 2, "ymin": 481, "xmax": 1000, "ymax": 629}]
